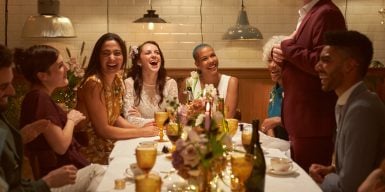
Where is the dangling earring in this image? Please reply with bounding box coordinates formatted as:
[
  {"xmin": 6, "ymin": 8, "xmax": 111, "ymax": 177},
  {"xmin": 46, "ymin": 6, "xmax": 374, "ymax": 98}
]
[{"xmin": 137, "ymin": 62, "xmax": 142, "ymax": 67}]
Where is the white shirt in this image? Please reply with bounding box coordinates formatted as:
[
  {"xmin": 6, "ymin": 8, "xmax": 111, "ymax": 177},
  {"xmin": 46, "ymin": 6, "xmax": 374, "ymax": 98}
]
[{"xmin": 296, "ymin": 0, "xmax": 320, "ymax": 30}]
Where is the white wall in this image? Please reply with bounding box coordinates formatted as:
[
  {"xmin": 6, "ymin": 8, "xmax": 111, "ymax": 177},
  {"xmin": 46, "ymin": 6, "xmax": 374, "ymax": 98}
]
[{"xmin": 0, "ymin": 0, "xmax": 384, "ymax": 68}]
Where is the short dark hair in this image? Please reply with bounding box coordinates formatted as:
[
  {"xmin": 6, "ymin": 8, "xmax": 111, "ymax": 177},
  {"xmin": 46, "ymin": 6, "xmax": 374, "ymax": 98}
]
[
  {"xmin": 0, "ymin": 44, "xmax": 13, "ymax": 69},
  {"xmin": 324, "ymin": 30, "xmax": 373, "ymax": 77},
  {"xmin": 192, "ymin": 43, "xmax": 213, "ymax": 62}
]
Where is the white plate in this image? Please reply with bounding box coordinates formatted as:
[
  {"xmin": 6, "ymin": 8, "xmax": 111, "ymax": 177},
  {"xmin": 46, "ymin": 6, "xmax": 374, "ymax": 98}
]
[{"xmin": 266, "ymin": 165, "xmax": 296, "ymax": 176}]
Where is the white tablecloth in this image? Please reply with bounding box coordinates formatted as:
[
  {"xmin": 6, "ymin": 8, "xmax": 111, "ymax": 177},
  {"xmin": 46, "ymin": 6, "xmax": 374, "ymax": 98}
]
[{"xmin": 96, "ymin": 124, "xmax": 322, "ymax": 192}]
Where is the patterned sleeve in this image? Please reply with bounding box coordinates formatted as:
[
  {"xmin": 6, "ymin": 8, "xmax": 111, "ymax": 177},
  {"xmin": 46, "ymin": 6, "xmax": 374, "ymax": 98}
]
[
  {"xmin": 166, "ymin": 78, "xmax": 179, "ymax": 102},
  {"xmin": 122, "ymin": 78, "xmax": 152, "ymax": 127}
]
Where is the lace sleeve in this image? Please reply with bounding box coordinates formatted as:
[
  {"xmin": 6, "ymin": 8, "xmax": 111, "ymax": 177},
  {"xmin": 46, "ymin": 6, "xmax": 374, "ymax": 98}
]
[
  {"xmin": 123, "ymin": 78, "xmax": 136, "ymax": 119},
  {"xmin": 166, "ymin": 78, "xmax": 179, "ymax": 102},
  {"xmin": 123, "ymin": 78, "xmax": 153, "ymax": 127}
]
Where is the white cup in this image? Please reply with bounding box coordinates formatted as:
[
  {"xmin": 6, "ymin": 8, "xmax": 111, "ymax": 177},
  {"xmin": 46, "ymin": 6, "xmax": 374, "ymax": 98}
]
[{"xmin": 270, "ymin": 157, "xmax": 293, "ymax": 172}]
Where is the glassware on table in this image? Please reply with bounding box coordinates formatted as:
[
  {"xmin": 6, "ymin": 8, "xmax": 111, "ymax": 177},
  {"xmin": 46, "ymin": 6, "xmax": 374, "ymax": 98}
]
[
  {"xmin": 135, "ymin": 173, "xmax": 162, "ymax": 192},
  {"xmin": 226, "ymin": 118, "xmax": 239, "ymax": 137},
  {"xmin": 165, "ymin": 122, "xmax": 182, "ymax": 153},
  {"xmin": 231, "ymin": 153, "xmax": 254, "ymax": 192},
  {"xmin": 135, "ymin": 145, "xmax": 157, "ymax": 176},
  {"xmin": 154, "ymin": 111, "xmax": 169, "ymax": 142},
  {"xmin": 241, "ymin": 126, "xmax": 252, "ymax": 152}
]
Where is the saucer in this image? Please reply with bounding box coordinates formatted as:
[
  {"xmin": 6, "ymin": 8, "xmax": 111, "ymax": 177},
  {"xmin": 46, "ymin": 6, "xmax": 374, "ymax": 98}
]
[{"xmin": 267, "ymin": 165, "xmax": 296, "ymax": 176}]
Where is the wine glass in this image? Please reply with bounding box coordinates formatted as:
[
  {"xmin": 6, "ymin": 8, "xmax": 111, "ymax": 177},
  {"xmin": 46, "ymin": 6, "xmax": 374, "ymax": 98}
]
[
  {"xmin": 135, "ymin": 145, "xmax": 157, "ymax": 176},
  {"xmin": 241, "ymin": 126, "xmax": 252, "ymax": 152},
  {"xmin": 165, "ymin": 122, "xmax": 182, "ymax": 153},
  {"xmin": 154, "ymin": 111, "xmax": 169, "ymax": 142},
  {"xmin": 231, "ymin": 153, "xmax": 253, "ymax": 192}
]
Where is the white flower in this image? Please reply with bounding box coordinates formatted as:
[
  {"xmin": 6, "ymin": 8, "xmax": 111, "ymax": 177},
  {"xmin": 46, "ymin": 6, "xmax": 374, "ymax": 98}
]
[
  {"xmin": 129, "ymin": 45, "xmax": 138, "ymax": 59},
  {"xmin": 204, "ymin": 84, "xmax": 217, "ymax": 99},
  {"xmin": 195, "ymin": 113, "xmax": 205, "ymax": 127},
  {"xmin": 190, "ymin": 71, "xmax": 199, "ymax": 79}
]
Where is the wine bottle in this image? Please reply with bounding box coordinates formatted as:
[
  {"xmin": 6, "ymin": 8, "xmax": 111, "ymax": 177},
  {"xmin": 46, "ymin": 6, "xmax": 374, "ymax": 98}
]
[{"xmin": 245, "ymin": 119, "xmax": 266, "ymax": 192}]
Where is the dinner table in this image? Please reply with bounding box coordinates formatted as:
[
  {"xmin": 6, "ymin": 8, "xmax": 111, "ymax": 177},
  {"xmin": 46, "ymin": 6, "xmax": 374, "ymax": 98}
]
[{"xmin": 95, "ymin": 123, "xmax": 322, "ymax": 192}]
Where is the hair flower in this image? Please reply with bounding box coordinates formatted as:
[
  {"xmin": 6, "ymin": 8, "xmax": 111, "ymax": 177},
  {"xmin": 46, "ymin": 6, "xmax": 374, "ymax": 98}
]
[{"xmin": 129, "ymin": 45, "xmax": 138, "ymax": 59}]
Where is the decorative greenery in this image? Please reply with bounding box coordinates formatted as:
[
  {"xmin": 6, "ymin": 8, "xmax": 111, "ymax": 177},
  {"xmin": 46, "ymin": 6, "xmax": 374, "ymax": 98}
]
[{"xmin": 51, "ymin": 42, "xmax": 87, "ymax": 109}]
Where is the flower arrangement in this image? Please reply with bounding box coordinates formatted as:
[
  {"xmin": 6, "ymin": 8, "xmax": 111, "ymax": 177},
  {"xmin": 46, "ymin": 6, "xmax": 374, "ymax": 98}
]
[
  {"xmin": 52, "ymin": 42, "xmax": 87, "ymax": 109},
  {"xmin": 185, "ymin": 71, "xmax": 200, "ymax": 99},
  {"xmin": 170, "ymin": 84, "xmax": 232, "ymax": 190}
]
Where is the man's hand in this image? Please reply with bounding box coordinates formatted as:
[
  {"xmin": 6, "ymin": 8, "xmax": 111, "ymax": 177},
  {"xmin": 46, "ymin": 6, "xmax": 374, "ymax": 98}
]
[
  {"xmin": 309, "ymin": 164, "xmax": 335, "ymax": 184},
  {"xmin": 42, "ymin": 165, "xmax": 78, "ymax": 188},
  {"xmin": 20, "ymin": 119, "xmax": 50, "ymax": 144}
]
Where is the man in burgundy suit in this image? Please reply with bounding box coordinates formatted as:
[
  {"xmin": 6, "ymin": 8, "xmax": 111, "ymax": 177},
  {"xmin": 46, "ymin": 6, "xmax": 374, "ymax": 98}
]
[{"xmin": 272, "ymin": 0, "xmax": 347, "ymax": 171}]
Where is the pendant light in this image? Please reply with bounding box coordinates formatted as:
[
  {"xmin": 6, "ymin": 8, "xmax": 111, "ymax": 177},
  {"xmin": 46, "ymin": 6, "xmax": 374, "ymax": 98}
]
[
  {"xmin": 133, "ymin": 0, "xmax": 167, "ymax": 30},
  {"xmin": 22, "ymin": 0, "xmax": 76, "ymax": 38},
  {"xmin": 223, "ymin": 0, "xmax": 263, "ymax": 40}
]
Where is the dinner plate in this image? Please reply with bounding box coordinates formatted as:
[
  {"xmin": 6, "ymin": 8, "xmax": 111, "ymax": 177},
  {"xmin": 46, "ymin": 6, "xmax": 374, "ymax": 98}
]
[{"xmin": 266, "ymin": 165, "xmax": 297, "ymax": 176}]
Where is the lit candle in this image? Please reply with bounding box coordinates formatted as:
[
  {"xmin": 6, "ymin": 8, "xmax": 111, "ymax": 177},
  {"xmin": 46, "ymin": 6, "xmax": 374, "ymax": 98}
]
[{"xmin": 205, "ymin": 102, "xmax": 211, "ymax": 131}]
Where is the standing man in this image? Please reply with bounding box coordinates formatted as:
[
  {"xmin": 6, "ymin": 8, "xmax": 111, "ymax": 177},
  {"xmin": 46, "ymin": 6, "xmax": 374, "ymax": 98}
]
[
  {"xmin": 272, "ymin": 0, "xmax": 347, "ymax": 170},
  {"xmin": 310, "ymin": 30, "xmax": 385, "ymax": 192}
]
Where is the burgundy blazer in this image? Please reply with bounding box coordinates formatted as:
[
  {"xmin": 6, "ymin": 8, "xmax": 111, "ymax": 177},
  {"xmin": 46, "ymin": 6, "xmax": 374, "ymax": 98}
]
[{"xmin": 280, "ymin": 0, "xmax": 347, "ymax": 138}]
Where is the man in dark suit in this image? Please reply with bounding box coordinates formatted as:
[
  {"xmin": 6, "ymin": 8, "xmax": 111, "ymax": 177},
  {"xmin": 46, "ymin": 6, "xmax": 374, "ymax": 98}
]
[
  {"xmin": 0, "ymin": 44, "xmax": 79, "ymax": 191},
  {"xmin": 272, "ymin": 0, "xmax": 347, "ymax": 171},
  {"xmin": 309, "ymin": 30, "xmax": 385, "ymax": 192}
]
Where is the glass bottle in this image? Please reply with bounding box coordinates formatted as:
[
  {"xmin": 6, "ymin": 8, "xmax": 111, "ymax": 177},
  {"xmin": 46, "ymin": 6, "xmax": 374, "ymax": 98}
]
[{"xmin": 245, "ymin": 119, "xmax": 266, "ymax": 192}]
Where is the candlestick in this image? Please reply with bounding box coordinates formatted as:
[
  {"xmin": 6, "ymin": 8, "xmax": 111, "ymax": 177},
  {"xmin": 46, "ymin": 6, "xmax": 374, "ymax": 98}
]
[{"xmin": 205, "ymin": 102, "xmax": 211, "ymax": 130}]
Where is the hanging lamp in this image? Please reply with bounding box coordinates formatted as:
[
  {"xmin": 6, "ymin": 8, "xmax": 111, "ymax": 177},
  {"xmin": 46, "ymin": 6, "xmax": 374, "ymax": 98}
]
[
  {"xmin": 22, "ymin": 0, "xmax": 76, "ymax": 38},
  {"xmin": 223, "ymin": 0, "xmax": 263, "ymax": 40},
  {"xmin": 133, "ymin": 0, "xmax": 167, "ymax": 30}
]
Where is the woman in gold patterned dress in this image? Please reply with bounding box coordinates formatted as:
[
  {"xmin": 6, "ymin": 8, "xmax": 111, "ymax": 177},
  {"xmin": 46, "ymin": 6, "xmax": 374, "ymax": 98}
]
[{"xmin": 76, "ymin": 33, "xmax": 159, "ymax": 164}]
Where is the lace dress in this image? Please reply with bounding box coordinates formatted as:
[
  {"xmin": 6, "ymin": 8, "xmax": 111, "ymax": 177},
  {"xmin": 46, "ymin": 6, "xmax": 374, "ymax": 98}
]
[
  {"xmin": 77, "ymin": 74, "xmax": 125, "ymax": 164},
  {"xmin": 123, "ymin": 77, "xmax": 178, "ymax": 127}
]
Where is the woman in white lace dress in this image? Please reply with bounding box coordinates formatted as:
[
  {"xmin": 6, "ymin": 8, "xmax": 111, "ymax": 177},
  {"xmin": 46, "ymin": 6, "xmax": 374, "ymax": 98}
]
[{"xmin": 123, "ymin": 41, "xmax": 178, "ymax": 127}]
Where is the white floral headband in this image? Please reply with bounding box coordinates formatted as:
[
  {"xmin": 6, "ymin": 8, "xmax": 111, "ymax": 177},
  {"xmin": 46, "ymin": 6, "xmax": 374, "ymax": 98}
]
[{"xmin": 129, "ymin": 45, "xmax": 138, "ymax": 59}]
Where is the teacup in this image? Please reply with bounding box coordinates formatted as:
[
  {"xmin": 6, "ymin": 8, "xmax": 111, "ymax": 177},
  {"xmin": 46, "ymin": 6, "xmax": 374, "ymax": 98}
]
[{"xmin": 270, "ymin": 157, "xmax": 293, "ymax": 172}]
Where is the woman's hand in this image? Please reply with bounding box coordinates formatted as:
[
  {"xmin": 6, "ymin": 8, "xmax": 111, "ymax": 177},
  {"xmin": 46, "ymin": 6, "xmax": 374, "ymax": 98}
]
[
  {"xmin": 20, "ymin": 119, "xmax": 50, "ymax": 144},
  {"xmin": 261, "ymin": 117, "xmax": 282, "ymax": 133},
  {"xmin": 67, "ymin": 109, "xmax": 86, "ymax": 125},
  {"xmin": 140, "ymin": 125, "xmax": 159, "ymax": 137}
]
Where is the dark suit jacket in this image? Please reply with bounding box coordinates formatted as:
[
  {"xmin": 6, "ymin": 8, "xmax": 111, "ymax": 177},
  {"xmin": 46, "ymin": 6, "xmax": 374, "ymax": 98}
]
[
  {"xmin": 322, "ymin": 83, "xmax": 385, "ymax": 192},
  {"xmin": 280, "ymin": 0, "xmax": 347, "ymax": 137},
  {"xmin": 0, "ymin": 114, "xmax": 50, "ymax": 192}
]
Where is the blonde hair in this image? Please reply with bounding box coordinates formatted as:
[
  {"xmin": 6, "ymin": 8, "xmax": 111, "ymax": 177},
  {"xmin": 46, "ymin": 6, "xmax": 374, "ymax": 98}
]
[{"xmin": 262, "ymin": 35, "xmax": 287, "ymax": 64}]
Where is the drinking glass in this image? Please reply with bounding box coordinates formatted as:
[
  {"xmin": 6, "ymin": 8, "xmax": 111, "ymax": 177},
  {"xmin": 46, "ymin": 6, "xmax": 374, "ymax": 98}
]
[
  {"xmin": 241, "ymin": 126, "xmax": 252, "ymax": 152},
  {"xmin": 231, "ymin": 153, "xmax": 253, "ymax": 192},
  {"xmin": 226, "ymin": 118, "xmax": 239, "ymax": 137},
  {"xmin": 135, "ymin": 173, "xmax": 162, "ymax": 192},
  {"xmin": 135, "ymin": 145, "xmax": 157, "ymax": 176},
  {"xmin": 165, "ymin": 122, "xmax": 182, "ymax": 153},
  {"xmin": 154, "ymin": 111, "xmax": 169, "ymax": 142}
]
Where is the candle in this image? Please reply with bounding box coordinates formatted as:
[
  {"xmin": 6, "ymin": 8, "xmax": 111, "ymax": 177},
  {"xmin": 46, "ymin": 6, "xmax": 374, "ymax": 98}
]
[{"xmin": 205, "ymin": 102, "xmax": 211, "ymax": 130}]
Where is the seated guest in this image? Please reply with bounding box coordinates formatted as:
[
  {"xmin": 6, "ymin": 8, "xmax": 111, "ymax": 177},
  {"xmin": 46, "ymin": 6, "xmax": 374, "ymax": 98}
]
[
  {"xmin": 123, "ymin": 41, "xmax": 178, "ymax": 127},
  {"xmin": 309, "ymin": 31, "xmax": 385, "ymax": 192},
  {"xmin": 76, "ymin": 33, "xmax": 158, "ymax": 164},
  {"xmin": 182, "ymin": 44, "xmax": 238, "ymax": 118},
  {"xmin": 260, "ymin": 35, "xmax": 288, "ymax": 140},
  {"xmin": 358, "ymin": 160, "xmax": 385, "ymax": 192},
  {"xmin": 0, "ymin": 44, "xmax": 104, "ymax": 192},
  {"xmin": 15, "ymin": 45, "xmax": 90, "ymax": 178}
]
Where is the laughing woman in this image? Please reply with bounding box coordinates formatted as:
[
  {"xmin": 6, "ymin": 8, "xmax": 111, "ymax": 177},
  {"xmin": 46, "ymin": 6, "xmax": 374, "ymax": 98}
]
[
  {"xmin": 76, "ymin": 33, "xmax": 158, "ymax": 164},
  {"xmin": 123, "ymin": 41, "xmax": 178, "ymax": 127}
]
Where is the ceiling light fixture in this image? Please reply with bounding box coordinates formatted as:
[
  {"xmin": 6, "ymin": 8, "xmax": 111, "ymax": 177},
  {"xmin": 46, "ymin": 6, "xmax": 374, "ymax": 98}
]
[
  {"xmin": 22, "ymin": 0, "xmax": 76, "ymax": 38},
  {"xmin": 133, "ymin": 0, "xmax": 167, "ymax": 30},
  {"xmin": 223, "ymin": 0, "xmax": 263, "ymax": 40}
]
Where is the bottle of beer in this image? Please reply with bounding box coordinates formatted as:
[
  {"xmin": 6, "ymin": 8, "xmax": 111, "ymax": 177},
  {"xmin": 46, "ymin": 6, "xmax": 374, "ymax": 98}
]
[{"xmin": 245, "ymin": 119, "xmax": 266, "ymax": 192}]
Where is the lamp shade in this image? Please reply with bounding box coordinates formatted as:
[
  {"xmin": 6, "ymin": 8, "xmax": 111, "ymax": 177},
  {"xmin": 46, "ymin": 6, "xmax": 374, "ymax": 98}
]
[
  {"xmin": 223, "ymin": 8, "xmax": 263, "ymax": 40},
  {"xmin": 22, "ymin": 0, "xmax": 76, "ymax": 38},
  {"xmin": 134, "ymin": 9, "xmax": 167, "ymax": 23}
]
